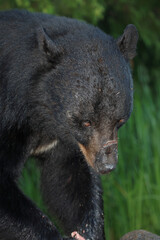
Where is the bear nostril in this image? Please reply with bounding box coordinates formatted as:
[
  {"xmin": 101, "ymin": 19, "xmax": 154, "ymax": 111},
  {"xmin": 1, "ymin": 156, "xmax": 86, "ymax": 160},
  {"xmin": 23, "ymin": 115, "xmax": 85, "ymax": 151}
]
[
  {"xmin": 103, "ymin": 140, "xmax": 118, "ymax": 155},
  {"xmin": 106, "ymin": 146, "xmax": 112, "ymax": 155}
]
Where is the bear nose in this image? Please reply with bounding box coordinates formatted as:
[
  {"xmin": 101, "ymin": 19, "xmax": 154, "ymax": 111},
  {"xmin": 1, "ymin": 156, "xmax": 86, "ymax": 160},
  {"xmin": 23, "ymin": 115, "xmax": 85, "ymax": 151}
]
[
  {"xmin": 95, "ymin": 140, "xmax": 118, "ymax": 174},
  {"xmin": 104, "ymin": 141, "xmax": 118, "ymax": 156},
  {"xmin": 96, "ymin": 153, "xmax": 117, "ymax": 174}
]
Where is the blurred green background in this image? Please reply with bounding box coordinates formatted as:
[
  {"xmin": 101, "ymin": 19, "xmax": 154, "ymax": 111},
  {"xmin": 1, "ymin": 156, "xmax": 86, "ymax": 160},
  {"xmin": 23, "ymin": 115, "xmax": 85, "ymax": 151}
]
[{"xmin": 1, "ymin": 0, "xmax": 160, "ymax": 239}]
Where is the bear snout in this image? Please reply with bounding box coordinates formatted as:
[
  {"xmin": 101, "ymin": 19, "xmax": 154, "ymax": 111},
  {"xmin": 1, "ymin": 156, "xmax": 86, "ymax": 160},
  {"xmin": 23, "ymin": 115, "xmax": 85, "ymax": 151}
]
[
  {"xmin": 95, "ymin": 141, "xmax": 118, "ymax": 174},
  {"xmin": 78, "ymin": 140, "xmax": 118, "ymax": 175}
]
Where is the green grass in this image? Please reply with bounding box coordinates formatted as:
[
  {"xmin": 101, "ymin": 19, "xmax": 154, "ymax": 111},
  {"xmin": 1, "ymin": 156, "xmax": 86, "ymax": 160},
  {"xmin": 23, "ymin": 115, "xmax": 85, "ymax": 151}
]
[
  {"xmin": 19, "ymin": 159, "xmax": 46, "ymax": 212},
  {"xmin": 19, "ymin": 64, "xmax": 160, "ymax": 240}
]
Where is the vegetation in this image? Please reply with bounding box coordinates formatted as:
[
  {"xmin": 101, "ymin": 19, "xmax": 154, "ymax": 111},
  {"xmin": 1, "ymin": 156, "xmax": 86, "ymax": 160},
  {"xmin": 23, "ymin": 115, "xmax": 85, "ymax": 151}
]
[{"xmin": 1, "ymin": 0, "xmax": 160, "ymax": 239}]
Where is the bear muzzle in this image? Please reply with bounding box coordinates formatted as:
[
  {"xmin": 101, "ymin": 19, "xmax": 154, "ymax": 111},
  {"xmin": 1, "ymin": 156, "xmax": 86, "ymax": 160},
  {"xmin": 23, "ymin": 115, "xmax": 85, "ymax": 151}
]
[
  {"xmin": 78, "ymin": 140, "xmax": 118, "ymax": 174},
  {"xmin": 95, "ymin": 140, "xmax": 118, "ymax": 174}
]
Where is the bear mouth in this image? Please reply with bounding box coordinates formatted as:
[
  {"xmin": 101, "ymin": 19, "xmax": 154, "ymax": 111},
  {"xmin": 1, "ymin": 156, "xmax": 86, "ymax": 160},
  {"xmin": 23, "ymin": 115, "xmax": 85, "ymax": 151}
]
[{"xmin": 94, "ymin": 162, "xmax": 117, "ymax": 175}]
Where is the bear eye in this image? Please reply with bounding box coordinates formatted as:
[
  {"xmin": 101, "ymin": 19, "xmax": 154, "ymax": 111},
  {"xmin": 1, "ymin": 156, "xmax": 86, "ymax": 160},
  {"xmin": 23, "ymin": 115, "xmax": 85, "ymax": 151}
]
[
  {"xmin": 116, "ymin": 119, "xmax": 125, "ymax": 129},
  {"xmin": 82, "ymin": 120, "xmax": 91, "ymax": 127}
]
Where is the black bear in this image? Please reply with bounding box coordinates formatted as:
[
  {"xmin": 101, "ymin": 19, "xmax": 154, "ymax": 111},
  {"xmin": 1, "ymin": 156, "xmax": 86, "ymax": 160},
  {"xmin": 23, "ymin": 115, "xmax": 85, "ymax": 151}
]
[{"xmin": 0, "ymin": 10, "xmax": 138, "ymax": 240}]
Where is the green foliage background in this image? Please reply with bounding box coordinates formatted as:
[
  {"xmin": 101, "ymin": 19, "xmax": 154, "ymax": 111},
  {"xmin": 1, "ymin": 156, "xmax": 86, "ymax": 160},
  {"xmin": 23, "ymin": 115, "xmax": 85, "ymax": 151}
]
[{"xmin": 0, "ymin": 1, "xmax": 160, "ymax": 239}]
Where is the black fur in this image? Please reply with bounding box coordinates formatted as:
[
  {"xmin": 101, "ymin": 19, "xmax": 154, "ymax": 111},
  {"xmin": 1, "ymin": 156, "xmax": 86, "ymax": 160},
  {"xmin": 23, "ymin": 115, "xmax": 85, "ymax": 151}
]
[{"xmin": 0, "ymin": 10, "xmax": 138, "ymax": 240}]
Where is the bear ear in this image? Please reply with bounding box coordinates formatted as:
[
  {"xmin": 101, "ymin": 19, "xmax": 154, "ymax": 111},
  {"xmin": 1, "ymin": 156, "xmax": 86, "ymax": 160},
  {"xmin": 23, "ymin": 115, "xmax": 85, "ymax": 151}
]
[
  {"xmin": 37, "ymin": 27, "xmax": 63, "ymax": 62},
  {"xmin": 117, "ymin": 24, "xmax": 138, "ymax": 60}
]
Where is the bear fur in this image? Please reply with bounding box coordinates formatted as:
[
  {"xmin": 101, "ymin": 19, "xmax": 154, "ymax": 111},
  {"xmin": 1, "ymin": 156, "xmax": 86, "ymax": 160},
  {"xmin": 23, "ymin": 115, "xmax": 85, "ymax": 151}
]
[{"xmin": 0, "ymin": 10, "xmax": 138, "ymax": 240}]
